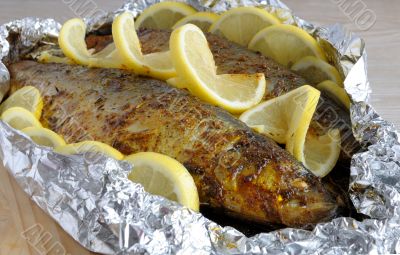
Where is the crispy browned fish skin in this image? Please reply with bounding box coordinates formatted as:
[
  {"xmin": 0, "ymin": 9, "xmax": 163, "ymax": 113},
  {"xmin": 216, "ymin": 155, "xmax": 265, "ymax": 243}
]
[
  {"xmin": 86, "ymin": 29, "xmax": 359, "ymax": 160},
  {"xmin": 9, "ymin": 61, "xmax": 339, "ymax": 227}
]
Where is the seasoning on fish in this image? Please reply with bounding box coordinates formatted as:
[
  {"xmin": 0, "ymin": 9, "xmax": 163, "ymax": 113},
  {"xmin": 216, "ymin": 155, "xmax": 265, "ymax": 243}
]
[{"xmin": 9, "ymin": 61, "xmax": 341, "ymax": 227}]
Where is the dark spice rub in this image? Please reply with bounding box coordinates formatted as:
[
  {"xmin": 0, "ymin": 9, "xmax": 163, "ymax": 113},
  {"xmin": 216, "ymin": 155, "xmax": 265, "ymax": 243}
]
[{"xmin": 9, "ymin": 61, "xmax": 341, "ymax": 227}]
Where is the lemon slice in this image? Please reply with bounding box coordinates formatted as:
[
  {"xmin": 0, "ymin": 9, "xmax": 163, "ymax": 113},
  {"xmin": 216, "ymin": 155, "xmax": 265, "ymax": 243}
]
[
  {"xmin": 54, "ymin": 141, "xmax": 124, "ymax": 160},
  {"xmin": 317, "ymin": 80, "xmax": 351, "ymax": 110},
  {"xmin": 21, "ymin": 127, "xmax": 66, "ymax": 148},
  {"xmin": 1, "ymin": 107, "xmax": 42, "ymax": 130},
  {"xmin": 173, "ymin": 12, "xmax": 219, "ymax": 32},
  {"xmin": 59, "ymin": 18, "xmax": 91, "ymax": 65},
  {"xmin": 0, "ymin": 86, "xmax": 43, "ymax": 119},
  {"xmin": 291, "ymin": 56, "xmax": 343, "ymax": 86},
  {"xmin": 209, "ymin": 7, "xmax": 280, "ymax": 46},
  {"xmin": 135, "ymin": 1, "xmax": 197, "ymax": 29},
  {"xmin": 240, "ymin": 85, "xmax": 320, "ymax": 153},
  {"xmin": 249, "ymin": 24, "xmax": 327, "ymax": 67},
  {"xmin": 302, "ymin": 129, "xmax": 341, "ymax": 177},
  {"xmin": 113, "ymin": 12, "xmax": 176, "ymax": 80},
  {"xmin": 170, "ymin": 24, "xmax": 266, "ymax": 113},
  {"xmin": 125, "ymin": 152, "xmax": 199, "ymax": 211},
  {"xmin": 59, "ymin": 18, "xmax": 124, "ymax": 69}
]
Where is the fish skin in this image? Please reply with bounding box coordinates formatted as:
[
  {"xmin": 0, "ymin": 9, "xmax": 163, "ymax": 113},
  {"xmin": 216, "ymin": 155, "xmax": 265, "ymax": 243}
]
[
  {"xmin": 9, "ymin": 61, "xmax": 340, "ymax": 227},
  {"xmin": 85, "ymin": 29, "xmax": 359, "ymax": 160}
]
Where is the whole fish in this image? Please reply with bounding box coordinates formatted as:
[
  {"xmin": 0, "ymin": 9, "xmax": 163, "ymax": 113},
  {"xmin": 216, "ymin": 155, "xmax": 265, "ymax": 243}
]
[{"xmin": 9, "ymin": 60, "xmax": 341, "ymax": 227}]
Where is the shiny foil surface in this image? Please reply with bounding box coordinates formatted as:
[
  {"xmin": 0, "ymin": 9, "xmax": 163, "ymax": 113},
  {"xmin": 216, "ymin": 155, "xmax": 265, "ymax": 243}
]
[{"xmin": 1, "ymin": 0, "xmax": 399, "ymax": 254}]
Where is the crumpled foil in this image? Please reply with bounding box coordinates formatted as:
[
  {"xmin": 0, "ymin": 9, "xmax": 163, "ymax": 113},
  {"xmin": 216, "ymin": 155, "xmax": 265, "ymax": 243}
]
[{"xmin": 1, "ymin": 0, "xmax": 400, "ymax": 254}]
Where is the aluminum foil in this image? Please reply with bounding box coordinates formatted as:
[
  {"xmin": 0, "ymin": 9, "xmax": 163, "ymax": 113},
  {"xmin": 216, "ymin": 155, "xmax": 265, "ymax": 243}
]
[{"xmin": 1, "ymin": 0, "xmax": 400, "ymax": 254}]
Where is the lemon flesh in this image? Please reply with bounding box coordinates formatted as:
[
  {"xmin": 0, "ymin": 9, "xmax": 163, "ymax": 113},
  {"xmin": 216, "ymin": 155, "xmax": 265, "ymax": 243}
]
[
  {"xmin": 59, "ymin": 18, "xmax": 125, "ymax": 69},
  {"xmin": 1, "ymin": 107, "xmax": 42, "ymax": 130},
  {"xmin": 209, "ymin": 6, "xmax": 280, "ymax": 46},
  {"xmin": 113, "ymin": 12, "xmax": 176, "ymax": 80},
  {"xmin": 249, "ymin": 24, "xmax": 327, "ymax": 67},
  {"xmin": 240, "ymin": 85, "xmax": 321, "ymax": 165},
  {"xmin": 0, "ymin": 86, "xmax": 43, "ymax": 119},
  {"xmin": 317, "ymin": 80, "xmax": 351, "ymax": 110},
  {"xmin": 291, "ymin": 56, "xmax": 343, "ymax": 86},
  {"xmin": 125, "ymin": 152, "xmax": 199, "ymax": 211},
  {"xmin": 173, "ymin": 12, "xmax": 219, "ymax": 32},
  {"xmin": 135, "ymin": 1, "xmax": 197, "ymax": 29},
  {"xmin": 302, "ymin": 129, "xmax": 341, "ymax": 177},
  {"xmin": 170, "ymin": 24, "xmax": 266, "ymax": 113},
  {"xmin": 55, "ymin": 141, "xmax": 124, "ymax": 160},
  {"xmin": 22, "ymin": 127, "xmax": 66, "ymax": 148}
]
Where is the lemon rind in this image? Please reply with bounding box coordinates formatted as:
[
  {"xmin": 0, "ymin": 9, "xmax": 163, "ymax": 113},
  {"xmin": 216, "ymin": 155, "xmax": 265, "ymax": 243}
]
[{"xmin": 125, "ymin": 152, "xmax": 199, "ymax": 211}]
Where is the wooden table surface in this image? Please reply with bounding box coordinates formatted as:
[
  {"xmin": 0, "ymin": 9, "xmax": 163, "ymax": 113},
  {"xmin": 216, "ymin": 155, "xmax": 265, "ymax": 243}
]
[{"xmin": 0, "ymin": 0, "xmax": 398, "ymax": 254}]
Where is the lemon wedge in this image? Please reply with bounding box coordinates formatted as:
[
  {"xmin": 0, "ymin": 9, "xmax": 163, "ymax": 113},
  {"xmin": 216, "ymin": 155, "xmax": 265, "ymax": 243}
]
[
  {"xmin": 125, "ymin": 152, "xmax": 199, "ymax": 211},
  {"xmin": 209, "ymin": 7, "xmax": 280, "ymax": 46},
  {"xmin": 113, "ymin": 12, "xmax": 176, "ymax": 80},
  {"xmin": 0, "ymin": 86, "xmax": 43, "ymax": 119},
  {"xmin": 135, "ymin": 1, "xmax": 197, "ymax": 29},
  {"xmin": 249, "ymin": 24, "xmax": 327, "ymax": 67},
  {"xmin": 317, "ymin": 80, "xmax": 351, "ymax": 110},
  {"xmin": 302, "ymin": 129, "xmax": 341, "ymax": 177},
  {"xmin": 1, "ymin": 107, "xmax": 42, "ymax": 130},
  {"xmin": 21, "ymin": 127, "xmax": 66, "ymax": 148},
  {"xmin": 240, "ymin": 85, "xmax": 320, "ymax": 154},
  {"xmin": 173, "ymin": 12, "xmax": 219, "ymax": 32},
  {"xmin": 55, "ymin": 141, "xmax": 124, "ymax": 160},
  {"xmin": 291, "ymin": 56, "xmax": 343, "ymax": 86},
  {"xmin": 59, "ymin": 18, "xmax": 125, "ymax": 69},
  {"xmin": 170, "ymin": 24, "xmax": 266, "ymax": 113}
]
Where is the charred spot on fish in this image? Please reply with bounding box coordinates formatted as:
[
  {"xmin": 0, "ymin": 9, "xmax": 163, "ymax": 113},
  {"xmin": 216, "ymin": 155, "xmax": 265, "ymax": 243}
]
[
  {"xmin": 202, "ymin": 175, "xmax": 224, "ymax": 203},
  {"xmin": 112, "ymin": 139, "xmax": 134, "ymax": 155},
  {"xmin": 184, "ymin": 161, "xmax": 205, "ymax": 175}
]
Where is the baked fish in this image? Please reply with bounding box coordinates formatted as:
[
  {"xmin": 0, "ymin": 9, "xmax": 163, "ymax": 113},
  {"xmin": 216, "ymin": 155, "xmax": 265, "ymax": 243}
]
[{"xmin": 9, "ymin": 60, "xmax": 341, "ymax": 227}]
